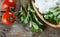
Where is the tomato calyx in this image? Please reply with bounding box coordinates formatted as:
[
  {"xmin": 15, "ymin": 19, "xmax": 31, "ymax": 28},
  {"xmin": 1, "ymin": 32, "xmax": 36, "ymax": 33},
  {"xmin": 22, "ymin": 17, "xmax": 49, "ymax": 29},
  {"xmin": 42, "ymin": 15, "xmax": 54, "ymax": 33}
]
[
  {"xmin": 9, "ymin": 7, "xmax": 15, "ymax": 11},
  {"xmin": 8, "ymin": 16, "xmax": 14, "ymax": 22}
]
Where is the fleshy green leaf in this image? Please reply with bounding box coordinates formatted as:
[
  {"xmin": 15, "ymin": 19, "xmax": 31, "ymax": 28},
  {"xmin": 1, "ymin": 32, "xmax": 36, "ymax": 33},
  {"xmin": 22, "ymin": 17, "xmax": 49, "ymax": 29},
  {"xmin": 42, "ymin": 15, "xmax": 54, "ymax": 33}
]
[
  {"xmin": 39, "ymin": 28, "xmax": 43, "ymax": 32},
  {"xmin": 32, "ymin": 22, "xmax": 38, "ymax": 30},
  {"xmin": 44, "ymin": 15, "xmax": 49, "ymax": 19},
  {"xmin": 56, "ymin": 7, "xmax": 60, "ymax": 11}
]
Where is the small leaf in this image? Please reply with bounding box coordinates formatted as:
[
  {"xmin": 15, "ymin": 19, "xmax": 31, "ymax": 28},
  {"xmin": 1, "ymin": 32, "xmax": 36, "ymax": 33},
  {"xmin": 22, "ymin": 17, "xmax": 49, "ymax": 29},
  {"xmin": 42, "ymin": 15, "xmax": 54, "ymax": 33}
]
[
  {"xmin": 44, "ymin": 15, "xmax": 49, "ymax": 19},
  {"xmin": 57, "ymin": 15, "xmax": 60, "ymax": 19},
  {"xmin": 28, "ymin": 4, "xmax": 35, "ymax": 12},
  {"xmin": 49, "ymin": 8, "xmax": 56, "ymax": 12},
  {"xmin": 39, "ymin": 28, "xmax": 43, "ymax": 32},
  {"xmin": 48, "ymin": 14, "xmax": 54, "ymax": 19},
  {"xmin": 28, "ymin": 4, "xmax": 30, "ymax": 11},
  {"xmin": 30, "ymin": 21, "xmax": 32, "ymax": 27},
  {"xmin": 20, "ymin": 16, "xmax": 24, "ymax": 22},
  {"xmin": 24, "ymin": 12, "xmax": 30, "ymax": 24},
  {"xmin": 30, "ymin": 9, "xmax": 35, "ymax": 13},
  {"xmin": 53, "ymin": 11, "xmax": 60, "ymax": 16},
  {"xmin": 56, "ymin": 7, "xmax": 60, "ymax": 11},
  {"xmin": 32, "ymin": 26, "xmax": 37, "ymax": 32},
  {"xmin": 32, "ymin": 22, "xmax": 38, "ymax": 30},
  {"xmin": 33, "ymin": 13, "xmax": 43, "ymax": 25},
  {"xmin": 24, "ymin": 16, "xmax": 29, "ymax": 24}
]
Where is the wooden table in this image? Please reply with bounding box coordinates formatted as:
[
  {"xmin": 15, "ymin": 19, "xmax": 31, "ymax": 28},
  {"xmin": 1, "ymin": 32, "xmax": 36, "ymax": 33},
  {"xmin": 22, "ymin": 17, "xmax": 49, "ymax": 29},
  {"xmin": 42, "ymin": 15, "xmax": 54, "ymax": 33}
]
[
  {"xmin": 0, "ymin": 0, "xmax": 60, "ymax": 37},
  {"xmin": 0, "ymin": 0, "xmax": 32, "ymax": 37}
]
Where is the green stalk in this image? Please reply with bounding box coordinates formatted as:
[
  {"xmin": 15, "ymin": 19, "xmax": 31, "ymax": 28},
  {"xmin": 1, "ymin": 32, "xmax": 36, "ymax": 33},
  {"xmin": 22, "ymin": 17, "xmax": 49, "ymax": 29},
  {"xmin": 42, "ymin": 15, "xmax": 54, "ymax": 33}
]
[
  {"xmin": 24, "ymin": 11, "xmax": 30, "ymax": 24},
  {"xmin": 32, "ymin": 12, "xmax": 43, "ymax": 25}
]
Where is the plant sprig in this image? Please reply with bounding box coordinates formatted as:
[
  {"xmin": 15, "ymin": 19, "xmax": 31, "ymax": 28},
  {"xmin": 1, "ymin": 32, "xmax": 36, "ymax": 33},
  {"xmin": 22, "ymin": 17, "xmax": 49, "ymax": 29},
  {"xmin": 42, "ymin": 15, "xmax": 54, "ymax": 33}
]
[
  {"xmin": 44, "ymin": 7, "xmax": 60, "ymax": 24},
  {"xmin": 18, "ymin": 3, "xmax": 44, "ymax": 32}
]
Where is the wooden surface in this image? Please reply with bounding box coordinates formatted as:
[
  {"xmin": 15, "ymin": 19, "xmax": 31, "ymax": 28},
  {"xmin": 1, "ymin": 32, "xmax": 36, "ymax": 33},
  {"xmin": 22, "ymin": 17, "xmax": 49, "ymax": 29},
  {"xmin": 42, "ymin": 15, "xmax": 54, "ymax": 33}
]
[
  {"xmin": 0, "ymin": 0, "xmax": 32, "ymax": 37},
  {"xmin": 0, "ymin": 0, "xmax": 60, "ymax": 37}
]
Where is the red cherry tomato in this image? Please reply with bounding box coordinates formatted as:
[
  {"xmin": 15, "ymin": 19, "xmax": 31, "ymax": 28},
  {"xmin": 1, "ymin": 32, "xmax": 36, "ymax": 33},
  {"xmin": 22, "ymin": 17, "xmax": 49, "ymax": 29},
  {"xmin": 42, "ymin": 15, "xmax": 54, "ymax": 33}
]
[
  {"xmin": 2, "ymin": 0, "xmax": 16, "ymax": 11},
  {"xmin": 2, "ymin": 11, "xmax": 16, "ymax": 25}
]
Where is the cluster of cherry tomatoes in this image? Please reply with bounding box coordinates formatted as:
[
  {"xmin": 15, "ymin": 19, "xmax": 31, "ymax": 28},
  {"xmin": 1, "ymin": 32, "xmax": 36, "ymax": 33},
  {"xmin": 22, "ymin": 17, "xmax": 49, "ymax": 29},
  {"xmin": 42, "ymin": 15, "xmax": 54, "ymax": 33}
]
[{"xmin": 2, "ymin": 0, "xmax": 16, "ymax": 25}]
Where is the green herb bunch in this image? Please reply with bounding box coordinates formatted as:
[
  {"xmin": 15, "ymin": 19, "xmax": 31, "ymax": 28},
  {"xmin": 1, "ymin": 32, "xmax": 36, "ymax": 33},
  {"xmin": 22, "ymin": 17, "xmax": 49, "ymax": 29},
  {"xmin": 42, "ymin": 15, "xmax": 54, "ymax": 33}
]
[
  {"xmin": 44, "ymin": 7, "xmax": 60, "ymax": 24},
  {"xmin": 18, "ymin": 3, "xmax": 44, "ymax": 32}
]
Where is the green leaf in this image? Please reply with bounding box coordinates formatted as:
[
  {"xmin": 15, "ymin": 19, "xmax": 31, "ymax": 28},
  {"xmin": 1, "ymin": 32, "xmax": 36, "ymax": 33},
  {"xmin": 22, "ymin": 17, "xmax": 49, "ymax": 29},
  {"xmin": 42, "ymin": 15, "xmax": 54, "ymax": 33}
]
[
  {"xmin": 57, "ymin": 15, "xmax": 60, "ymax": 22},
  {"xmin": 32, "ymin": 22, "xmax": 38, "ymax": 30},
  {"xmin": 32, "ymin": 26, "xmax": 37, "ymax": 32},
  {"xmin": 56, "ymin": 7, "xmax": 60, "ymax": 11},
  {"xmin": 30, "ymin": 9, "xmax": 35, "ymax": 13},
  {"xmin": 24, "ymin": 16, "xmax": 29, "ymax": 24},
  {"xmin": 48, "ymin": 14, "xmax": 54, "ymax": 20},
  {"xmin": 20, "ymin": 16, "xmax": 24, "ymax": 22},
  {"xmin": 28, "ymin": 4, "xmax": 35, "ymax": 12},
  {"xmin": 53, "ymin": 11, "xmax": 60, "ymax": 16},
  {"xmin": 57, "ymin": 15, "xmax": 60, "ymax": 19},
  {"xmin": 31, "ymin": 21, "xmax": 43, "ymax": 32},
  {"xmin": 28, "ymin": 4, "xmax": 30, "ymax": 11},
  {"xmin": 39, "ymin": 28, "xmax": 43, "ymax": 32},
  {"xmin": 49, "ymin": 14, "xmax": 53, "ymax": 18},
  {"xmin": 49, "ymin": 8, "xmax": 56, "ymax": 13},
  {"xmin": 24, "ymin": 12, "xmax": 30, "ymax": 24},
  {"xmin": 44, "ymin": 15, "xmax": 49, "ymax": 19},
  {"xmin": 30, "ymin": 21, "xmax": 32, "ymax": 27},
  {"xmin": 33, "ymin": 13, "xmax": 43, "ymax": 25},
  {"xmin": 53, "ymin": 17, "xmax": 58, "ymax": 23},
  {"xmin": 31, "ymin": 21, "xmax": 39, "ymax": 32}
]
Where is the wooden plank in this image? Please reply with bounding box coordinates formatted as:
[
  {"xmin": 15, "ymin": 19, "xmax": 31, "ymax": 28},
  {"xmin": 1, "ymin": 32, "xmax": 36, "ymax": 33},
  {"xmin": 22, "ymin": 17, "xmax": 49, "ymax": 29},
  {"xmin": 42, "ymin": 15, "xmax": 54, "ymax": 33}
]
[{"xmin": 0, "ymin": 11, "xmax": 4, "ymax": 16}]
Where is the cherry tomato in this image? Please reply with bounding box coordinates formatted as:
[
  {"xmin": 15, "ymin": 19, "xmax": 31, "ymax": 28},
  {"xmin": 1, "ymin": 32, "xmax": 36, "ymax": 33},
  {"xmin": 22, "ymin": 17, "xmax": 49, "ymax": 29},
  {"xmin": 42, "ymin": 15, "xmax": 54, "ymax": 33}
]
[
  {"xmin": 2, "ymin": 0, "xmax": 16, "ymax": 11},
  {"xmin": 2, "ymin": 11, "xmax": 16, "ymax": 25}
]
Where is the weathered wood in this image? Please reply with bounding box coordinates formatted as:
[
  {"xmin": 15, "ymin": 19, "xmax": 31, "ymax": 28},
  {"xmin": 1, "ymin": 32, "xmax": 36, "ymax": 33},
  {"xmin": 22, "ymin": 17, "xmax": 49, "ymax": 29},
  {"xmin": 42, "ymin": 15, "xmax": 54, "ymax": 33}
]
[
  {"xmin": 0, "ymin": 12, "xmax": 3, "ymax": 16},
  {"xmin": 0, "ymin": 0, "xmax": 32, "ymax": 37}
]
